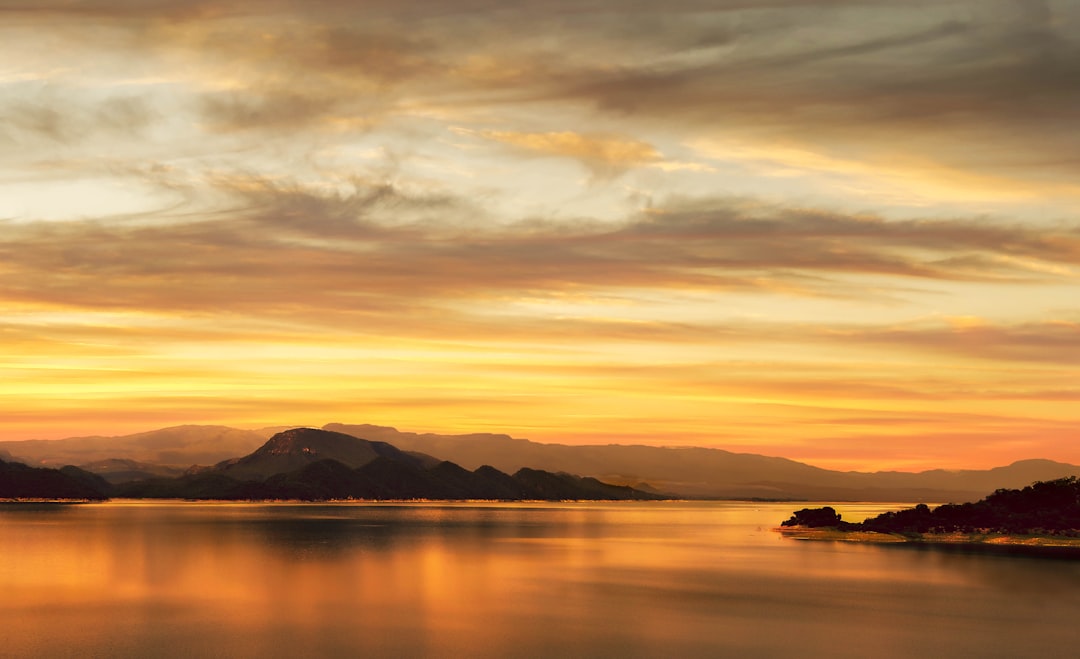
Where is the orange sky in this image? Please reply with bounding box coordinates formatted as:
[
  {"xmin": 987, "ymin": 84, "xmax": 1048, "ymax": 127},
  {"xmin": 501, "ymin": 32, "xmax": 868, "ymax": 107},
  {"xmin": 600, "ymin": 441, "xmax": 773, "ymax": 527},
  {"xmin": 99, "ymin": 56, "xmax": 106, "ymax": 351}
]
[{"xmin": 2, "ymin": 1, "xmax": 1079, "ymax": 471}]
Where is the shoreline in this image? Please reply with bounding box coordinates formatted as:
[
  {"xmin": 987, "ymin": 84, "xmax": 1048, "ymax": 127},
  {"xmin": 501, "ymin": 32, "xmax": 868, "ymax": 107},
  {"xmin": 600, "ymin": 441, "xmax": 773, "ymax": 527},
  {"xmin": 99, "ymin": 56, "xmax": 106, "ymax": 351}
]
[{"xmin": 776, "ymin": 526, "xmax": 1080, "ymax": 557}]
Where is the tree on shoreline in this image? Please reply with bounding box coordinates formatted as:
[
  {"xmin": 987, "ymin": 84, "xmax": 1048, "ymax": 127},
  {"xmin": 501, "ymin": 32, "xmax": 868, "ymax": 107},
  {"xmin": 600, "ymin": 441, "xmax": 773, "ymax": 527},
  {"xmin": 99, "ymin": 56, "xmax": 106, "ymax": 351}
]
[{"xmin": 782, "ymin": 477, "xmax": 1080, "ymax": 536}]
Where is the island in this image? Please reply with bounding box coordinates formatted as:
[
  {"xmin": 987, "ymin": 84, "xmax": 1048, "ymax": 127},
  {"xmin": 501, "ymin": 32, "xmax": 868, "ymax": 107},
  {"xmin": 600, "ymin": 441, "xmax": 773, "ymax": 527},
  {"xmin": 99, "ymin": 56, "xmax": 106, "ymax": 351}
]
[{"xmin": 777, "ymin": 477, "xmax": 1080, "ymax": 556}]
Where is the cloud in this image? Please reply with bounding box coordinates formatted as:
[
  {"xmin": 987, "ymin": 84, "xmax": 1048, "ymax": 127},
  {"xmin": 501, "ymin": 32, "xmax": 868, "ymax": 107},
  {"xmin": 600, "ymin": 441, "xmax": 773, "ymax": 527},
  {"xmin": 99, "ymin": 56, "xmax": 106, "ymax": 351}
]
[
  {"xmin": 6, "ymin": 0, "xmax": 1079, "ymax": 190},
  {"xmin": 1, "ymin": 174, "xmax": 1078, "ymax": 329},
  {"xmin": 832, "ymin": 319, "xmax": 1080, "ymax": 365},
  {"xmin": 0, "ymin": 91, "xmax": 155, "ymax": 144},
  {"xmin": 472, "ymin": 129, "xmax": 661, "ymax": 178},
  {"xmin": 198, "ymin": 91, "xmax": 342, "ymax": 134},
  {"xmin": 459, "ymin": 3, "xmax": 1080, "ymax": 187}
]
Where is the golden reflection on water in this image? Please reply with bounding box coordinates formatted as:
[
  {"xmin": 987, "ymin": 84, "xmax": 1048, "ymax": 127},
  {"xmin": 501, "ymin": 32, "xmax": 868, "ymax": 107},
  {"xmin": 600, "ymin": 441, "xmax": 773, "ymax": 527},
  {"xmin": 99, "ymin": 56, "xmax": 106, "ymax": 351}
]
[{"xmin": 2, "ymin": 501, "xmax": 1079, "ymax": 658}]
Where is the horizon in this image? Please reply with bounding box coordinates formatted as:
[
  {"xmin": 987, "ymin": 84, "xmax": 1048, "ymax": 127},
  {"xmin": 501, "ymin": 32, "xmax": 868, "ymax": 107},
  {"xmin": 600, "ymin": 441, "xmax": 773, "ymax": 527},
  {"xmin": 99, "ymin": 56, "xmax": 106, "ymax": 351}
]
[
  {"xmin": 3, "ymin": 2, "xmax": 1079, "ymax": 474},
  {"xmin": 3, "ymin": 420, "xmax": 1076, "ymax": 475}
]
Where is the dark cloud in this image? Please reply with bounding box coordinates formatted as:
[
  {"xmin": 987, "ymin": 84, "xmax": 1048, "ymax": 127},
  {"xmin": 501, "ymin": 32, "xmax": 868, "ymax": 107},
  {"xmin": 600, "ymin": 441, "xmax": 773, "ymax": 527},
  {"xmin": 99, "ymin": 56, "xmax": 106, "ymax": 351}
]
[
  {"xmin": 434, "ymin": 2, "xmax": 1079, "ymax": 182},
  {"xmin": 611, "ymin": 201, "xmax": 1080, "ymax": 283},
  {"xmin": 192, "ymin": 23, "xmax": 439, "ymax": 86},
  {"xmin": 198, "ymin": 91, "xmax": 344, "ymax": 134},
  {"xmin": 291, "ymin": 28, "xmax": 435, "ymax": 83},
  {"xmin": 1, "ymin": 92, "xmax": 155, "ymax": 144}
]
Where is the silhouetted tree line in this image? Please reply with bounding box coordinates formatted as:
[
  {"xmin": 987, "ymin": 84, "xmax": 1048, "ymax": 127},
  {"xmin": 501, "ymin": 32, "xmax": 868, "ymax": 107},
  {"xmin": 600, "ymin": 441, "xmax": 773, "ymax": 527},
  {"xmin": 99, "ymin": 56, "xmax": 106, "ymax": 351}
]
[{"xmin": 782, "ymin": 477, "xmax": 1080, "ymax": 536}]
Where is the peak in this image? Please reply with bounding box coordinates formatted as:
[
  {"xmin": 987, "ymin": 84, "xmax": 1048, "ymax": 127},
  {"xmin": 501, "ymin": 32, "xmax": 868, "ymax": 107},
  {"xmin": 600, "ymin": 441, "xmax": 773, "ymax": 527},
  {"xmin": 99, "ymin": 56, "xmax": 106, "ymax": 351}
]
[
  {"xmin": 269, "ymin": 427, "xmax": 326, "ymax": 439},
  {"xmin": 217, "ymin": 428, "xmax": 392, "ymax": 481},
  {"xmin": 261, "ymin": 428, "xmax": 355, "ymax": 453}
]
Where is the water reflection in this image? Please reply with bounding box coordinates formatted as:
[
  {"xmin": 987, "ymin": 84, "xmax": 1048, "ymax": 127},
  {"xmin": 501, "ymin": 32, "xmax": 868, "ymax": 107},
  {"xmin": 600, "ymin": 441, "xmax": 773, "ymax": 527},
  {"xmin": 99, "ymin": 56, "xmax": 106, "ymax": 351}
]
[{"xmin": 1, "ymin": 501, "xmax": 1078, "ymax": 658}]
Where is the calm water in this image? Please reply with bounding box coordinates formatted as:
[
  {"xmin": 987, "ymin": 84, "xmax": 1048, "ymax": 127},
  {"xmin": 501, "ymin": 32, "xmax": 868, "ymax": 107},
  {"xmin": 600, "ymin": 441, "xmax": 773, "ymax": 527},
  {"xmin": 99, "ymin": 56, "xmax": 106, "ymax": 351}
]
[{"xmin": 2, "ymin": 500, "xmax": 1079, "ymax": 658}]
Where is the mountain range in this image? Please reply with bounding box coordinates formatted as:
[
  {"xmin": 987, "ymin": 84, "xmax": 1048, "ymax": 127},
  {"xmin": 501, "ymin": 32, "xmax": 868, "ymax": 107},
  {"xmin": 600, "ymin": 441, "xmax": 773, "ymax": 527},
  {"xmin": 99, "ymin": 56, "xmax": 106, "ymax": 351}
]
[
  {"xmin": 325, "ymin": 424, "xmax": 1080, "ymax": 502},
  {"xmin": 2, "ymin": 428, "xmax": 659, "ymax": 501},
  {"xmin": 3, "ymin": 423, "xmax": 1080, "ymax": 502},
  {"xmin": 1, "ymin": 425, "xmax": 272, "ymax": 469}
]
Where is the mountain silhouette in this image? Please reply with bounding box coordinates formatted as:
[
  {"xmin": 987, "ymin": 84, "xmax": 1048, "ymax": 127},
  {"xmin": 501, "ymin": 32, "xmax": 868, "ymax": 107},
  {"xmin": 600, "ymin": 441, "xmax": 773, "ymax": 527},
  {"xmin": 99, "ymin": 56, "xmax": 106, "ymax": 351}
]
[
  {"xmin": 0, "ymin": 458, "xmax": 109, "ymax": 500},
  {"xmin": 210, "ymin": 427, "xmax": 437, "ymax": 482},
  {"xmin": 113, "ymin": 428, "xmax": 662, "ymax": 501},
  {"xmin": 324, "ymin": 423, "xmax": 1080, "ymax": 502},
  {"xmin": 7, "ymin": 422, "xmax": 1080, "ymax": 502}
]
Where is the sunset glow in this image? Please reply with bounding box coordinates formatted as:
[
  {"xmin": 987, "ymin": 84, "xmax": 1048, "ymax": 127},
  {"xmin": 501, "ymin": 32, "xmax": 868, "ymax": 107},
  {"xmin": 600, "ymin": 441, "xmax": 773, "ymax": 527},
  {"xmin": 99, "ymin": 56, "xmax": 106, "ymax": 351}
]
[{"xmin": 2, "ymin": 1, "xmax": 1079, "ymax": 471}]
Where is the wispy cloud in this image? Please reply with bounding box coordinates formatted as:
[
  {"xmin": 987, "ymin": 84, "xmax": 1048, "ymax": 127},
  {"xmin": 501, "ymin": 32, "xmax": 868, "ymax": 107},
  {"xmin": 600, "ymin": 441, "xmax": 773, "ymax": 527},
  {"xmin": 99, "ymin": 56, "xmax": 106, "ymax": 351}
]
[
  {"xmin": 3, "ymin": 178, "xmax": 1078, "ymax": 322},
  {"xmin": 831, "ymin": 319, "xmax": 1080, "ymax": 365},
  {"xmin": 3, "ymin": 165, "xmax": 1080, "ymax": 322}
]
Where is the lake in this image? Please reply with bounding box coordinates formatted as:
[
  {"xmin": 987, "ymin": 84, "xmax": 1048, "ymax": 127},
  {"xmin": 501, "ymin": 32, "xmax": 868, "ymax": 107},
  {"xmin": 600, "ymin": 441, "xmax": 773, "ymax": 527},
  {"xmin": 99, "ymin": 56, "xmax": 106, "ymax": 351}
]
[{"xmin": 2, "ymin": 500, "xmax": 1078, "ymax": 658}]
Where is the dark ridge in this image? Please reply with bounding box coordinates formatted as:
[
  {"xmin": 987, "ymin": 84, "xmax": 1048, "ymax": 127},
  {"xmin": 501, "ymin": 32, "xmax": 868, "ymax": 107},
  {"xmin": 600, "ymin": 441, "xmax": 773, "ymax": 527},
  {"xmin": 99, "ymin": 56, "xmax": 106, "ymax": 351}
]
[
  {"xmin": 0, "ymin": 459, "xmax": 109, "ymax": 500},
  {"xmin": 58, "ymin": 466, "xmax": 114, "ymax": 497},
  {"xmin": 512, "ymin": 468, "xmax": 660, "ymax": 500},
  {"xmin": 113, "ymin": 458, "xmax": 664, "ymax": 501},
  {"xmin": 428, "ymin": 461, "xmax": 491, "ymax": 499},
  {"xmin": 352, "ymin": 456, "xmax": 447, "ymax": 499},
  {"xmin": 472, "ymin": 465, "xmax": 530, "ymax": 499},
  {"xmin": 260, "ymin": 459, "xmax": 367, "ymax": 500},
  {"xmin": 116, "ymin": 472, "xmax": 251, "ymax": 499}
]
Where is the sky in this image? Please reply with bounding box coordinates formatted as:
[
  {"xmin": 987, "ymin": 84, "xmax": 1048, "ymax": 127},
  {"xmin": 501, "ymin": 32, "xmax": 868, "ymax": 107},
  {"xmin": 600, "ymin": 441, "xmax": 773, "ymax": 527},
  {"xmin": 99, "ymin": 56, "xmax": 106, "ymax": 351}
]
[{"xmin": 2, "ymin": 0, "xmax": 1079, "ymax": 471}]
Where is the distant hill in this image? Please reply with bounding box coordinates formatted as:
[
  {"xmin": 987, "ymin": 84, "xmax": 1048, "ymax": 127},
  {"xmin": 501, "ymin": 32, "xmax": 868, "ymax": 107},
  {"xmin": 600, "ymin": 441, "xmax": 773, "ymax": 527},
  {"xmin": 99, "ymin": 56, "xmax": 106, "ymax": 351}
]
[
  {"xmin": 116, "ymin": 428, "xmax": 662, "ymax": 501},
  {"xmin": 76, "ymin": 459, "xmax": 186, "ymax": 485},
  {"xmin": 209, "ymin": 427, "xmax": 439, "ymax": 482},
  {"xmin": 324, "ymin": 423, "xmax": 1080, "ymax": 502},
  {"xmin": 0, "ymin": 458, "xmax": 110, "ymax": 500},
  {"xmin": 0, "ymin": 425, "xmax": 271, "ymax": 469}
]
